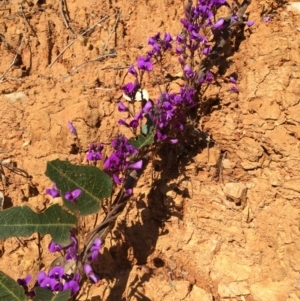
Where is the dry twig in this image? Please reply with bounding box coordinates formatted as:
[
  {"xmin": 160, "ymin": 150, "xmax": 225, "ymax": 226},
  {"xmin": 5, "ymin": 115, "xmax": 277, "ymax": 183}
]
[
  {"xmin": 48, "ymin": 15, "xmax": 109, "ymax": 68},
  {"xmin": 102, "ymin": 10, "xmax": 121, "ymax": 54},
  {"xmin": 59, "ymin": 0, "xmax": 75, "ymax": 37},
  {"xmin": 62, "ymin": 53, "xmax": 117, "ymax": 81},
  {"xmin": 0, "ymin": 36, "xmax": 24, "ymax": 81}
]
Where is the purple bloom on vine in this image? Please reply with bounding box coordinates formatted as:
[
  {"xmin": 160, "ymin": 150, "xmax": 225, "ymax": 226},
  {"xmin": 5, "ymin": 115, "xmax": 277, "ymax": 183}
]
[
  {"xmin": 137, "ymin": 56, "xmax": 153, "ymax": 71},
  {"xmin": 65, "ymin": 189, "xmax": 82, "ymax": 203},
  {"xmin": 128, "ymin": 65, "xmax": 138, "ymax": 77},
  {"xmin": 118, "ymin": 102, "xmax": 128, "ymax": 112},
  {"xmin": 67, "ymin": 121, "xmax": 77, "ymax": 135},
  {"xmin": 40, "ymin": 276, "xmax": 56, "ymax": 291},
  {"xmin": 246, "ymin": 20, "xmax": 255, "ymax": 27},
  {"xmin": 176, "ymin": 46, "xmax": 183, "ymax": 54},
  {"xmin": 45, "ymin": 183, "xmax": 60, "ymax": 198},
  {"xmin": 63, "ymin": 280, "xmax": 80, "ymax": 294},
  {"xmin": 86, "ymin": 143, "xmax": 103, "ymax": 162},
  {"xmin": 229, "ymin": 85, "xmax": 239, "ymax": 93},
  {"xmin": 230, "ymin": 76, "xmax": 237, "ymax": 84},
  {"xmin": 263, "ymin": 16, "xmax": 271, "ymax": 22},
  {"xmin": 213, "ymin": 18, "xmax": 224, "ymax": 29},
  {"xmin": 89, "ymin": 238, "xmax": 102, "ymax": 262},
  {"xmin": 84, "ymin": 263, "xmax": 99, "ymax": 283},
  {"xmin": 205, "ymin": 71, "xmax": 214, "ymax": 82},
  {"xmin": 17, "ymin": 275, "xmax": 35, "ymax": 297},
  {"xmin": 184, "ymin": 65, "xmax": 195, "ymax": 79},
  {"xmin": 176, "ymin": 33, "xmax": 185, "ymax": 44},
  {"xmin": 48, "ymin": 241, "xmax": 63, "ymax": 253},
  {"xmin": 231, "ymin": 14, "xmax": 238, "ymax": 23},
  {"xmin": 156, "ymin": 132, "xmax": 167, "ymax": 141},
  {"xmin": 128, "ymin": 160, "xmax": 143, "ymax": 170},
  {"xmin": 162, "ymin": 33, "xmax": 173, "ymax": 50},
  {"xmin": 203, "ymin": 46, "xmax": 211, "ymax": 56},
  {"xmin": 49, "ymin": 266, "xmax": 64, "ymax": 281},
  {"xmin": 65, "ymin": 236, "xmax": 78, "ymax": 261},
  {"xmin": 169, "ymin": 139, "xmax": 178, "ymax": 144},
  {"xmin": 143, "ymin": 101, "xmax": 153, "ymax": 113}
]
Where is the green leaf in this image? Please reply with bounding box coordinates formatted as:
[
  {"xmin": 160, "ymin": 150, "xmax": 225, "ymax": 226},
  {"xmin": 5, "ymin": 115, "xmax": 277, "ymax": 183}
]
[
  {"xmin": 0, "ymin": 204, "xmax": 76, "ymax": 246},
  {"xmin": 33, "ymin": 288, "xmax": 70, "ymax": 301},
  {"xmin": 0, "ymin": 270, "xmax": 28, "ymax": 301},
  {"xmin": 45, "ymin": 159, "xmax": 112, "ymax": 216},
  {"xmin": 129, "ymin": 134, "xmax": 154, "ymax": 149},
  {"xmin": 141, "ymin": 114, "xmax": 154, "ymax": 135}
]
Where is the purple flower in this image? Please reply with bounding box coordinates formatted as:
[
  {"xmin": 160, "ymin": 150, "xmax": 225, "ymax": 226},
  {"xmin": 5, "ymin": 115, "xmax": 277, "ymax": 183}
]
[
  {"xmin": 89, "ymin": 238, "xmax": 102, "ymax": 262},
  {"xmin": 128, "ymin": 65, "xmax": 138, "ymax": 77},
  {"xmin": 246, "ymin": 20, "xmax": 255, "ymax": 27},
  {"xmin": 156, "ymin": 132, "xmax": 167, "ymax": 141},
  {"xmin": 86, "ymin": 143, "xmax": 103, "ymax": 162},
  {"xmin": 112, "ymin": 173, "xmax": 122, "ymax": 185},
  {"xmin": 122, "ymin": 80, "xmax": 140, "ymax": 99},
  {"xmin": 49, "ymin": 266, "xmax": 64, "ymax": 280},
  {"xmin": 229, "ymin": 76, "xmax": 237, "ymax": 84},
  {"xmin": 169, "ymin": 139, "xmax": 178, "ymax": 144},
  {"xmin": 213, "ymin": 18, "xmax": 224, "ymax": 29},
  {"xmin": 84, "ymin": 263, "xmax": 99, "ymax": 283},
  {"xmin": 205, "ymin": 71, "xmax": 214, "ymax": 82},
  {"xmin": 67, "ymin": 121, "xmax": 77, "ymax": 135},
  {"xmin": 143, "ymin": 101, "xmax": 153, "ymax": 113},
  {"xmin": 64, "ymin": 235, "xmax": 78, "ymax": 261},
  {"xmin": 203, "ymin": 46, "xmax": 211, "ymax": 56},
  {"xmin": 40, "ymin": 277, "xmax": 56, "ymax": 290},
  {"xmin": 128, "ymin": 160, "xmax": 143, "ymax": 170},
  {"xmin": 17, "ymin": 275, "xmax": 34, "ymax": 297},
  {"xmin": 118, "ymin": 102, "xmax": 129, "ymax": 112},
  {"xmin": 184, "ymin": 65, "xmax": 195, "ymax": 79},
  {"xmin": 137, "ymin": 56, "xmax": 153, "ymax": 71},
  {"xmin": 63, "ymin": 280, "xmax": 80, "ymax": 294},
  {"xmin": 45, "ymin": 183, "xmax": 60, "ymax": 198},
  {"xmin": 231, "ymin": 14, "xmax": 238, "ymax": 23},
  {"xmin": 229, "ymin": 85, "xmax": 239, "ymax": 93},
  {"xmin": 48, "ymin": 241, "xmax": 63, "ymax": 253},
  {"xmin": 65, "ymin": 189, "xmax": 82, "ymax": 203},
  {"xmin": 263, "ymin": 16, "xmax": 271, "ymax": 23}
]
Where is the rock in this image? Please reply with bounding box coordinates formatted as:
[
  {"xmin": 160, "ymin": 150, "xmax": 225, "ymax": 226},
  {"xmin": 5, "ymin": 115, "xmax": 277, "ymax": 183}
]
[
  {"xmin": 218, "ymin": 282, "xmax": 250, "ymax": 298},
  {"xmin": 287, "ymin": 2, "xmax": 300, "ymax": 13},
  {"xmin": 189, "ymin": 285, "xmax": 212, "ymax": 301},
  {"xmin": 282, "ymin": 178, "xmax": 300, "ymax": 193},
  {"xmin": 4, "ymin": 92, "xmax": 27, "ymax": 103},
  {"xmin": 224, "ymin": 183, "xmax": 247, "ymax": 200}
]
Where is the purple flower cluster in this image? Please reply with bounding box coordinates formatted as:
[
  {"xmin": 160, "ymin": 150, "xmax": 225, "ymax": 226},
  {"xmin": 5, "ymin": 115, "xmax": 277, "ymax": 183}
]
[
  {"xmin": 45, "ymin": 183, "xmax": 60, "ymax": 198},
  {"xmin": 147, "ymin": 32, "xmax": 173, "ymax": 56},
  {"xmin": 49, "ymin": 233, "xmax": 78, "ymax": 260},
  {"xmin": 104, "ymin": 134, "xmax": 142, "ymax": 184},
  {"xmin": 45, "ymin": 184, "xmax": 82, "ymax": 204},
  {"xmin": 37, "ymin": 266, "xmax": 80, "ymax": 295},
  {"xmin": 148, "ymin": 86, "xmax": 195, "ymax": 143},
  {"xmin": 17, "ymin": 276, "xmax": 35, "ymax": 298},
  {"xmin": 86, "ymin": 143, "xmax": 103, "ymax": 162}
]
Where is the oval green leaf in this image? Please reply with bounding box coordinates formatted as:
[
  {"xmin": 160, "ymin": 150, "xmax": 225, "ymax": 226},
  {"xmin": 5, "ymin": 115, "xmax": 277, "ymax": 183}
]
[{"xmin": 45, "ymin": 159, "xmax": 113, "ymax": 216}]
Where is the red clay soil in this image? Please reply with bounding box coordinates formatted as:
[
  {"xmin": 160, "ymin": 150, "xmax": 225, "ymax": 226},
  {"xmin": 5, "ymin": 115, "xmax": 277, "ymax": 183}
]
[{"xmin": 1, "ymin": 0, "xmax": 300, "ymax": 300}]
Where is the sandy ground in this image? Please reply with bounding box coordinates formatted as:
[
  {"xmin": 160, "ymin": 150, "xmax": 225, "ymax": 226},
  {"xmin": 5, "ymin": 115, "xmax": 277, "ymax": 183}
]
[{"xmin": 1, "ymin": 0, "xmax": 300, "ymax": 300}]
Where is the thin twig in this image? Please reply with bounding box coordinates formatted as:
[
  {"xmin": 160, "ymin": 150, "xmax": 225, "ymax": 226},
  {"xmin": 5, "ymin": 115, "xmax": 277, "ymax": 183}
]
[
  {"xmin": 100, "ymin": 65, "xmax": 130, "ymax": 70},
  {"xmin": 59, "ymin": 0, "xmax": 75, "ymax": 37},
  {"xmin": 48, "ymin": 15, "xmax": 109, "ymax": 68},
  {"xmin": 36, "ymin": 232, "xmax": 42, "ymax": 270},
  {"xmin": 102, "ymin": 11, "xmax": 121, "ymax": 54},
  {"xmin": 0, "ymin": 36, "xmax": 24, "ymax": 81},
  {"xmin": 62, "ymin": 53, "xmax": 117, "ymax": 81},
  {"xmin": 19, "ymin": 2, "xmax": 33, "ymax": 37}
]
